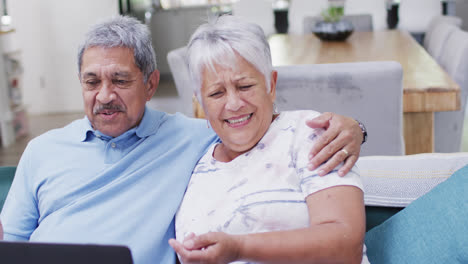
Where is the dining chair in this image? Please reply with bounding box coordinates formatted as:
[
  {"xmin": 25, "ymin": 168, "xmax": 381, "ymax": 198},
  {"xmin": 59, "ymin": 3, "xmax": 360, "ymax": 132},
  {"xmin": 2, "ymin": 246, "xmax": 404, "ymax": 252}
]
[
  {"xmin": 398, "ymin": 0, "xmax": 442, "ymax": 34},
  {"xmin": 344, "ymin": 0, "xmax": 387, "ymax": 30},
  {"xmin": 424, "ymin": 22, "xmax": 459, "ymax": 62},
  {"xmin": 274, "ymin": 61, "xmax": 404, "ymax": 156},
  {"xmin": 434, "ymin": 28, "xmax": 468, "ymax": 153},
  {"xmin": 288, "ymin": 0, "xmax": 328, "ymax": 34},
  {"xmin": 424, "ymin": 15, "xmax": 462, "ymax": 49},
  {"xmin": 303, "ymin": 14, "xmax": 373, "ymax": 33},
  {"xmin": 232, "ymin": 0, "xmax": 275, "ymax": 36},
  {"xmin": 166, "ymin": 46, "xmax": 194, "ymax": 117}
]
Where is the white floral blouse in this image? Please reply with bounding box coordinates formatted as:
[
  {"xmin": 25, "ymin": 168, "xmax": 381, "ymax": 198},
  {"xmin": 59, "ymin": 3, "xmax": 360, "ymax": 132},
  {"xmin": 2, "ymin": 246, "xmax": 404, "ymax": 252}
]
[{"xmin": 175, "ymin": 110, "xmax": 369, "ymax": 263}]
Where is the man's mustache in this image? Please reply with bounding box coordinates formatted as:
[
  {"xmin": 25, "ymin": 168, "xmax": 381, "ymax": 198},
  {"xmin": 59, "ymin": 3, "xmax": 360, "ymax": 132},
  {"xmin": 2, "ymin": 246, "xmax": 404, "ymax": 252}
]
[{"xmin": 93, "ymin": 103, "xmax": 125, "ymax": 114}]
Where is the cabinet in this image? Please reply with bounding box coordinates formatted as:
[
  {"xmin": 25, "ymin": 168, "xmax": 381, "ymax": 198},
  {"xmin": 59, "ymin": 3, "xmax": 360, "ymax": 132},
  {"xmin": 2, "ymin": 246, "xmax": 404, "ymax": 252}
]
[{"xmin": 0, "ymin": 29, "xmax": 27, "ymax": 148}]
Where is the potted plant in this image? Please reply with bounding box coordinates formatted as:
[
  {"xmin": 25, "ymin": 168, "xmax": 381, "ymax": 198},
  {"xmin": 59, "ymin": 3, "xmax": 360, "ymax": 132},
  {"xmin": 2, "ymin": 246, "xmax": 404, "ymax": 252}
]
[{"xmin": 313, "ymin": 5, "xmax": 354, "ymax": 41}]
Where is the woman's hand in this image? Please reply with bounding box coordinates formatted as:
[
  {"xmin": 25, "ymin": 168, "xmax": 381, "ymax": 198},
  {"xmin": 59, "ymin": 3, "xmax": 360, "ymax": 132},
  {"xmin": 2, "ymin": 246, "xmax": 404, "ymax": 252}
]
[
  {"xmin": 306, "ymin": 112, "xmax": 363, "ymax": 176},
  {"xmin": 169, "ymin": 232, "xmax": 241, "ymax": 264}
]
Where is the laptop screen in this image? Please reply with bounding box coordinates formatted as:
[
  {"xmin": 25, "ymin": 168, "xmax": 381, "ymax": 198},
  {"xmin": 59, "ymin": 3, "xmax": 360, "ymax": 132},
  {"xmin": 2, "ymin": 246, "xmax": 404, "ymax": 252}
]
[{"xmin": 0, "ymin": 241, "xmax": 133, "ymax": 264}]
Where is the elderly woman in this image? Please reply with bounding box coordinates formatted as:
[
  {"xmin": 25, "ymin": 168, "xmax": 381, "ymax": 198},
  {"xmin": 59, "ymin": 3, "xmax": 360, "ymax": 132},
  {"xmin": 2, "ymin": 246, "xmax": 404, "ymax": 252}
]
[{"xmin": 169, "ymin": 16, "xmax": 368, "ymax": 264}]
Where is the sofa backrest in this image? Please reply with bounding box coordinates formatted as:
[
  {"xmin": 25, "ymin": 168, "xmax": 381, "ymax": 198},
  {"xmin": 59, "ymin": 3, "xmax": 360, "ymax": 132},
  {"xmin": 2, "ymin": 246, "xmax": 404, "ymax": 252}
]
[{"xmin": 0, "ymin": 166, "xmax": 15, "ymax": 212}]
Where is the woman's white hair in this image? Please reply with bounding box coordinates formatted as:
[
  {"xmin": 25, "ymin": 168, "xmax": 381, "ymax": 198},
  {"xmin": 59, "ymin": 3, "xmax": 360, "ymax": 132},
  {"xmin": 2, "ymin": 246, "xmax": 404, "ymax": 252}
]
[{"xmin": 186, "ymin": 15, "xmax": 273, "ymax": 102}]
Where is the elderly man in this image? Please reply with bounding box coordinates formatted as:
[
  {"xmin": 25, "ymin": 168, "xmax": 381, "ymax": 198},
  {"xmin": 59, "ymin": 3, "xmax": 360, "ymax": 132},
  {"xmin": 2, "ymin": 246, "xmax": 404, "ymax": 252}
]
[{"xmin": 0, "ymin": 16, "xmax": 365, "ymax": 264}]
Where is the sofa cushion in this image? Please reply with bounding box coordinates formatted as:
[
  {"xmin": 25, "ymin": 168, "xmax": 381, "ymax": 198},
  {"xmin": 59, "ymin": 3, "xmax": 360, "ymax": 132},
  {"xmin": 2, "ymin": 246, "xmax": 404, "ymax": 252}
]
[{"xmin": 365, "ymin": 164, "xmax": 468, "ymax": 263}]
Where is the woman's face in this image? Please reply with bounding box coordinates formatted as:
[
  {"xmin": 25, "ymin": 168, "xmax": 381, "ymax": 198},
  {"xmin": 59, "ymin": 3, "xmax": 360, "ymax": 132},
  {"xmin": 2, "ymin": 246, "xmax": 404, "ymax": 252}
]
[{"xmin": 200, "ymin": 54, "xmax": 277, "ymax": 156}]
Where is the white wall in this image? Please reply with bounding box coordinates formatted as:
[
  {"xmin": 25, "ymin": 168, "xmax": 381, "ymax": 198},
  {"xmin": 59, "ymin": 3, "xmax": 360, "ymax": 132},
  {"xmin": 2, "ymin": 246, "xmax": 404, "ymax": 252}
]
[{"xmin": 8, "ymin": 0, "xmax": 118, "ymax": 114}]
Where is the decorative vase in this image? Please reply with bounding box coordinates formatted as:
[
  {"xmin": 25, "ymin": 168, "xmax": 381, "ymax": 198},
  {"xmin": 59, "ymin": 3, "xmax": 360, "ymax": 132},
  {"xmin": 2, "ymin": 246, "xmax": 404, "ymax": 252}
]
[{"xmin": 313, "ymin": 19, "xmax": 354, "ymax": 41}]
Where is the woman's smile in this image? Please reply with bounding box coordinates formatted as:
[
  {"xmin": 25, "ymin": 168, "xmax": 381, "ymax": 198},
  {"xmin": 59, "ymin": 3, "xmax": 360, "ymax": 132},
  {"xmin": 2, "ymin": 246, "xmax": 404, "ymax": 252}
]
[
  {"xmin": 200, "ymin": 54, "xmax": 276, "ymax": 156},
  {"xmin": 225, "ymin": 113, "xmax": 253, "ymax": 127}
]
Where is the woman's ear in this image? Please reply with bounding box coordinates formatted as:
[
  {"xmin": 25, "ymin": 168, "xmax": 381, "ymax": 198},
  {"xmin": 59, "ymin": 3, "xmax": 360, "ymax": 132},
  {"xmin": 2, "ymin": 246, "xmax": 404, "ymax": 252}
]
[{"xmin": 269, "ymin": 70, "xmax": 278, "ymax": 102}]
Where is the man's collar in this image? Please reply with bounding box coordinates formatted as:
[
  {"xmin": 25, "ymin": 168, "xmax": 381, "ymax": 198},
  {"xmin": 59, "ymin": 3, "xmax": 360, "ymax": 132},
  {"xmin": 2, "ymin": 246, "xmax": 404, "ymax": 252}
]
[
  {"xmin": 67, "ymin": 115, "xmax": 93, "ymax": 142},
  {"xmin": 135, "ymin": 106, "xmax": 165, "ymax": 138},
  {"xmin": 76, "ymin": 107, "xmax": 165, "ymax": 142}
]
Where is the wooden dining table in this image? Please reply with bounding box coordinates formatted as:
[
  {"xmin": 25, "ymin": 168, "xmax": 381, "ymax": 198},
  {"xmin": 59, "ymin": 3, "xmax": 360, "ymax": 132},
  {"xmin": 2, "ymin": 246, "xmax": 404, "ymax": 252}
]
[{"xmin": 267, "ymin": 30, "xmax": 460, "ymax": 155}]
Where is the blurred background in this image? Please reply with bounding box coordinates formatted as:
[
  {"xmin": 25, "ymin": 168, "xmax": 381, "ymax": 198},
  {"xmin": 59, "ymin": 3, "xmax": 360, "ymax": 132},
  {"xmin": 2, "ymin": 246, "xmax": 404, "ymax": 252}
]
[{"xmin": 1, "ymin": 0, "xmax": 468, "ymax": 165}]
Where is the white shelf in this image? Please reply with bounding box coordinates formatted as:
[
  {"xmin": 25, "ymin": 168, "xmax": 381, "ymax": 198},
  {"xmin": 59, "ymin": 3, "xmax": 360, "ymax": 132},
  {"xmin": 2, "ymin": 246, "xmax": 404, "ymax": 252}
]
[{"xmin": 0, "ymin": 28, "xmax": 26, "ymax": 148}]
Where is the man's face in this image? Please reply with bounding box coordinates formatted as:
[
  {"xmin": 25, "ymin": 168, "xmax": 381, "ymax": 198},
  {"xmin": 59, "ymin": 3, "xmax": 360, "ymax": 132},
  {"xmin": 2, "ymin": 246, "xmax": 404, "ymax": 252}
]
[{"xmin": 80, "ymin": 46, "xmax": 158, "ymax": 137}]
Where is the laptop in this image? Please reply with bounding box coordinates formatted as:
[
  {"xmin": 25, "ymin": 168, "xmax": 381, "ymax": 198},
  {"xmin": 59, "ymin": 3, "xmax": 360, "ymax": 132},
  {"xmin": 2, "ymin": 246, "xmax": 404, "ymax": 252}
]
[{"xmin": 0, "ymin": 241, "xmax": 133, "ymax": 264}]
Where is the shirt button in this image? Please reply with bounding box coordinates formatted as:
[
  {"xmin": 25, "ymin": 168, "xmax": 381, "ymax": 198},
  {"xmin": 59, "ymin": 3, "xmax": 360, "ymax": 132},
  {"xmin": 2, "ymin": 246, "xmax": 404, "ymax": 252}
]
[{"xmin": 111, "ymin": 142, "xmax": 116, "ymax": 148}]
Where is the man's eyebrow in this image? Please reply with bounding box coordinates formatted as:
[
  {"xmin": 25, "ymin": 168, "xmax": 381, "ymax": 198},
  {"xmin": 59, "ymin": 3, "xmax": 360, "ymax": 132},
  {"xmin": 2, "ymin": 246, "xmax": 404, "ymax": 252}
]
[
  {"xmin": 112, "ymin": 72, "xmax": 132, "ymax": 78},
  {"xmin": 82, "ymin": 72, "xmax": 98, "ymax": 79},
  {"xmin": 81, "ymin": 71, "xmax": 134, "ymax": 79}
]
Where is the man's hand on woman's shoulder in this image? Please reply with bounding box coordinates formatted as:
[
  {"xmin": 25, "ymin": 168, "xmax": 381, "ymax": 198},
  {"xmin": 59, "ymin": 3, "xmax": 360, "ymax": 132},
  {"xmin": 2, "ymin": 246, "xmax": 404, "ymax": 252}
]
[{"xmin": 306, "ymin": 112, "xmax": 363, "ymax": 177}]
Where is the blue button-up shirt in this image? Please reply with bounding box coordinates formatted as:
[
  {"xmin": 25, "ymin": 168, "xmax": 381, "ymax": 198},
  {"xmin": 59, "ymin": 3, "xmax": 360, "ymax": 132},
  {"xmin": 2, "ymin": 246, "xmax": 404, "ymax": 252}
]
[{"xmin": 1, "ymin": 107, "xmax": 217, "ymax": 264}]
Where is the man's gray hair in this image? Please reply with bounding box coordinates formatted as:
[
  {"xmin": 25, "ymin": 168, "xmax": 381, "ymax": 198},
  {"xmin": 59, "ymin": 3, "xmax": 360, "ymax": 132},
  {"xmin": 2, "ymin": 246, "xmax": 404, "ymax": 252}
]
[
  {"xmin": 77, "ymin": 15, "xmax": 156, "ymax": 83},
  {"xmin": 186, "ymin": 15, "xmax": 273, "ymax": 101}
]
